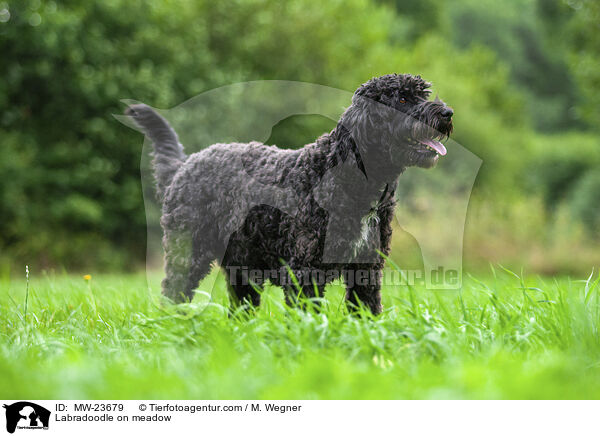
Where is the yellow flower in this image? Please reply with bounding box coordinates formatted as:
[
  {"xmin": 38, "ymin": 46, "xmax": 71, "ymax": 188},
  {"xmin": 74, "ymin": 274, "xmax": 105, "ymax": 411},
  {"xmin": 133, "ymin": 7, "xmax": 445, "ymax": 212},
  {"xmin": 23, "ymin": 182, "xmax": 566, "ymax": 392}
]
[{"xmin": 83, "ymin": 274, "xmax": 92, "ymax": 281}]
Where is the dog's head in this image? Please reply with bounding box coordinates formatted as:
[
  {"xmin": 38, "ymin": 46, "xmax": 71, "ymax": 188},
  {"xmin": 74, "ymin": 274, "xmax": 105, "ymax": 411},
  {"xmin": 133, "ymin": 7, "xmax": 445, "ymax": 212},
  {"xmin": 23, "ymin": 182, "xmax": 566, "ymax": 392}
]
[{"xmin": 339, "ymin": 74, "xmax": 453, "ymax": 173}]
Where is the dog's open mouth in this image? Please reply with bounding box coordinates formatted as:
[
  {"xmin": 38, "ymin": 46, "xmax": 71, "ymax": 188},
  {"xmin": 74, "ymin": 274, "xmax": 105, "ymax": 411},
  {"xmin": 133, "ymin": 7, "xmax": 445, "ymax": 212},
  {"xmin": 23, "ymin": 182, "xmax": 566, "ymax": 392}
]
[{"xmin": 406, "ymin": 136, "xmax": 447, "ymax": 156}]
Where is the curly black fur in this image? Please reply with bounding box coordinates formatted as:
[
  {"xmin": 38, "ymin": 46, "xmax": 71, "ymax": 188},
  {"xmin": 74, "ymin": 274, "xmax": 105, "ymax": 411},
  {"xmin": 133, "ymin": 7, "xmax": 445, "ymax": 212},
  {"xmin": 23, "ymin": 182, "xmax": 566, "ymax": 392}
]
[{"xmin": 127, "ymin": 74, "xmax": 453, "ymax": 314}]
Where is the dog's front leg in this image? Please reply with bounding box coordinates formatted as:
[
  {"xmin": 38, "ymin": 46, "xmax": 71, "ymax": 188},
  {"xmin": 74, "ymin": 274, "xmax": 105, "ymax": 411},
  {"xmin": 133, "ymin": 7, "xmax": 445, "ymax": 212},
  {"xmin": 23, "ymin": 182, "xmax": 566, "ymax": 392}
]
[{"xmin": 344, "ymin": 265, "xmax": 383, "ymax": 315}]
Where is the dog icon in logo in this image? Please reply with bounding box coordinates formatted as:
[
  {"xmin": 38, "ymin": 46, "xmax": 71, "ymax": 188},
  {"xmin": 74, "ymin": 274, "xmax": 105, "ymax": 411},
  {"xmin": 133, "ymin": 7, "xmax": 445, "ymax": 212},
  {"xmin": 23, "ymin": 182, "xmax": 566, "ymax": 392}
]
[{"xmin": 3, "ymin": 402, "xmax": 50, "ymax": 433}]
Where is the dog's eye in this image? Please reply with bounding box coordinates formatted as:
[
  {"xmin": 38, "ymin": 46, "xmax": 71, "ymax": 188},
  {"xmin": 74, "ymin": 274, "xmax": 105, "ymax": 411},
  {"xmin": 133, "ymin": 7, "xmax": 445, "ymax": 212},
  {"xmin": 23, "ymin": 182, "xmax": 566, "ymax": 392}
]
[{"xmin": 399, "ymin": 98, "xmax": 406, "ymax": 104}]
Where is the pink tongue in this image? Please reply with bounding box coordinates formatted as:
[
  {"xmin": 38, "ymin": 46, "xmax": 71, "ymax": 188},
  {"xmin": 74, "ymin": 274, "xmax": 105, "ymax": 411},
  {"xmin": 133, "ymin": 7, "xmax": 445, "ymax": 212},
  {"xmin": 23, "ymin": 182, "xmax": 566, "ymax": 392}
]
[{"xmin": 421, "ymin": 139, "xmax": 447, "ymax": 156}]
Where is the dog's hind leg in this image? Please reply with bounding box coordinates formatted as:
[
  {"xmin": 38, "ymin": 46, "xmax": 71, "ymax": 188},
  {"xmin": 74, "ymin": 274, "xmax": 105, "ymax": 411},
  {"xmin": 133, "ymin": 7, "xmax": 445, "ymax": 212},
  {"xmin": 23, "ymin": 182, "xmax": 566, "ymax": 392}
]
[
  {"xmin": 183, "ymin": 253, "xmax": 215, "ymax": 300},
  {"xmin": 224, "ymin": 267, "xmax": 263, "ymax": 312},
  {"xmin": 162, "ymin": 228, "xmax": 215, "ymax": 303},
  {"xmin": 161, "ymin": 228, "xmax": 194, "ymax": 302}
]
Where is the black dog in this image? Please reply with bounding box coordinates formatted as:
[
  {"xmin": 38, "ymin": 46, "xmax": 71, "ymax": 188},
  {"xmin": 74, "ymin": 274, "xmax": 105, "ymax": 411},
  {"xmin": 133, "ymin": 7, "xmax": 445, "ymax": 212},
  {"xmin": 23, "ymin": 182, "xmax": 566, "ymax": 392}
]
[{"xmin": 127, "ymin": 74, "xmax": 453, "ymax": 314}]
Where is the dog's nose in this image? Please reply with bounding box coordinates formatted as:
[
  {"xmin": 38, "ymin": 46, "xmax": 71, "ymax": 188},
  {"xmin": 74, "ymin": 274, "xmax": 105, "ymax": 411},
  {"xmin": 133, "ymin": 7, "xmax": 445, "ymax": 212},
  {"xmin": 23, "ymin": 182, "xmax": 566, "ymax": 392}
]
[{"xmin": 441, "ymin": 107, "xmax": 454, "ymax": 119}]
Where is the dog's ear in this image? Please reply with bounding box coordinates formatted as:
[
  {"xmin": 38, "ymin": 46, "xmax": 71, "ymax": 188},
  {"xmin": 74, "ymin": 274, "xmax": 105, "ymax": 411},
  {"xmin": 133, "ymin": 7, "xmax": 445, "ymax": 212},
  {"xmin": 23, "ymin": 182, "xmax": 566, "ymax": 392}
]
[
  {"xmin": 335, "ymin": 105, "xmax": 368, "ymax": 179},
  {"xmin": 339, "ymin": 125, "xmax": 367, "ymax": 179}
]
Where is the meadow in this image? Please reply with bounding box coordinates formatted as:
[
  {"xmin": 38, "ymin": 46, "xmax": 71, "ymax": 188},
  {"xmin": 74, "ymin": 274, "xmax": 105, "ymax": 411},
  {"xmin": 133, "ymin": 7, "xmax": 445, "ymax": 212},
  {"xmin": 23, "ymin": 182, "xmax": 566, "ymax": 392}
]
[{"xmin": 2, "ymin": 267, "xmax": 600, "ymax": 399}]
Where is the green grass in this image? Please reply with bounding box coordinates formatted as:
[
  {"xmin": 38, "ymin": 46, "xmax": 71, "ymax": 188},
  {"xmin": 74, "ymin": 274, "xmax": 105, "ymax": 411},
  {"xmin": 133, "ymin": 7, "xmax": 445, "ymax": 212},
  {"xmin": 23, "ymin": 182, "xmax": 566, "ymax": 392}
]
[{"xmin": 1, "ymin": 267, "xmax": 600, "ymax": 399}]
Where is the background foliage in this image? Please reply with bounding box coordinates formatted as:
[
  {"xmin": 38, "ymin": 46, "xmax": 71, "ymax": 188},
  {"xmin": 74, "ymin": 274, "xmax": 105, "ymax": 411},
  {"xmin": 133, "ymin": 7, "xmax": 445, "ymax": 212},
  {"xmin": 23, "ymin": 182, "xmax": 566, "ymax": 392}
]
[{"xmin": 0, "ymin": 0, "xmax": 598, "ymax": 273}]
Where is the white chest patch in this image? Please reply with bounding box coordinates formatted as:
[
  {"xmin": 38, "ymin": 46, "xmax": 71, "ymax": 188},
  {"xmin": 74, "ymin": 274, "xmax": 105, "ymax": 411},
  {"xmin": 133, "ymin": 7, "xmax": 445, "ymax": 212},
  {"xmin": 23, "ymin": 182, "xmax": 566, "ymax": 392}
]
[{"xmin": 351, "ymin": 202, "xmax": 381, "ymax": 257}]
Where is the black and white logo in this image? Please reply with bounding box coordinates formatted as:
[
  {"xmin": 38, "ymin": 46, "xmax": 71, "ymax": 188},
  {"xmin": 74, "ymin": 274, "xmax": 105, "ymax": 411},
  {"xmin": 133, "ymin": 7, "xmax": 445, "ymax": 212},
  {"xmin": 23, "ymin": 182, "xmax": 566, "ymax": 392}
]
[{"xmin": 3, "ymin": 402, "xmax": 50, "ymax": 434}]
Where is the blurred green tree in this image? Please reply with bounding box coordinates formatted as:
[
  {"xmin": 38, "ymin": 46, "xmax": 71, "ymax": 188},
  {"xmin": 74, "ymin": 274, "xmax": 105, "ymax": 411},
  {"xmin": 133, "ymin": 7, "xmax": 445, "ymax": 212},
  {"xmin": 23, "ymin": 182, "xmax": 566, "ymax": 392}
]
[
  {"xmin": 0, "ymin": 0, "xmax": 597, "ymax": 270},
  {"xmin": 563, "ymin": 0, "xmax": 600, "ymax": 126},
  {"xmin": 0, "ymin": 0, "xmax": 419, "ymax": 269}
]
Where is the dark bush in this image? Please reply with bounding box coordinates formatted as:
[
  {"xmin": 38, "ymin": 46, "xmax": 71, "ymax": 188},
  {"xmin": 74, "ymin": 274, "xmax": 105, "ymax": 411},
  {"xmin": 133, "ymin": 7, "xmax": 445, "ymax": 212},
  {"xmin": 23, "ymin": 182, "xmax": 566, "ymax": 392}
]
[{"xmin": 569, "ymin": 170, "xmax": 600, "ymax": 234}]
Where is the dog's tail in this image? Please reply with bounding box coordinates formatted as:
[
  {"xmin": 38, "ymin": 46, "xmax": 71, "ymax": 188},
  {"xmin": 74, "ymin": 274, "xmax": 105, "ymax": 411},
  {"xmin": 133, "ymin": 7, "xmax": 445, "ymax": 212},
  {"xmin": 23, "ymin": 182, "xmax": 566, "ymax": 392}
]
[{"xmin": 125, "ymin": 104, "xmax": 187, "ymax": 200}]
